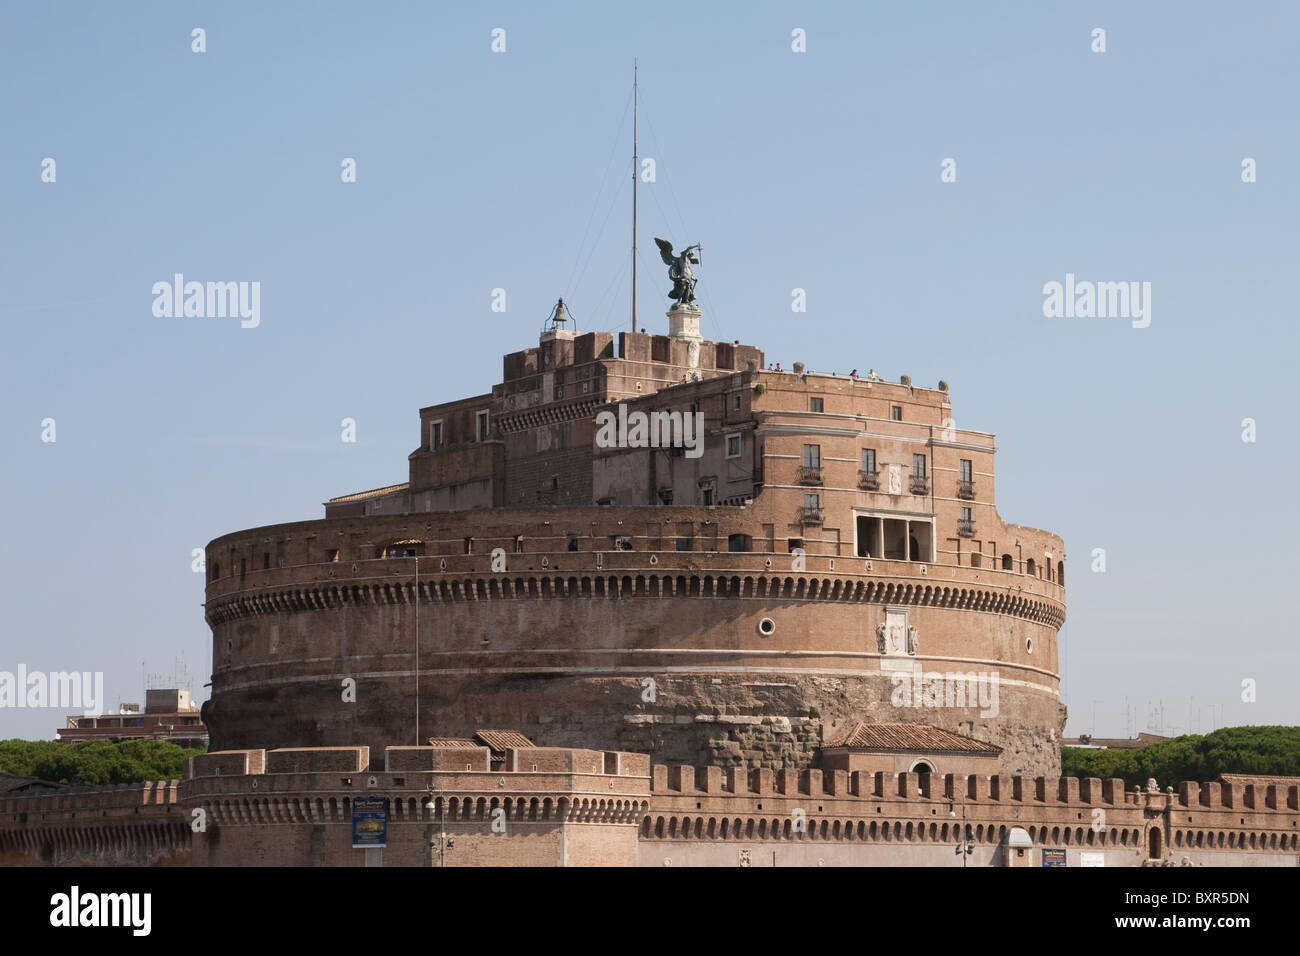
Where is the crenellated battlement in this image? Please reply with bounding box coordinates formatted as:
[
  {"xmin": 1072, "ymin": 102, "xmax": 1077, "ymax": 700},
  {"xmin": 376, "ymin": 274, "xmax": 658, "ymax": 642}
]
[
  {"xmin": 637, "ymin": 765, "xmax": 1300, "ymax": 865},
  {"xmin": 4, "ymin": 751, "xmax": 1297, "ymax": 866},
  {"xmin": 648, "ymin": 766, "xmax": 1300, "ymax": 812},
  {"xmin": 0, "ymin": 780, "xmax": 187, "ymax": 867},
  {"xmin": 0, "ymin": 779, "xmax": 180, "ymax": 816}
]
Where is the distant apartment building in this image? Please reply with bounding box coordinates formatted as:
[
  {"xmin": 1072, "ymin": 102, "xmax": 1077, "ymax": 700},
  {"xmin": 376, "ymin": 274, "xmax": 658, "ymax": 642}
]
[{"xmin": 58, "ymin": 689, "xmax": 208, "ymax": 749}]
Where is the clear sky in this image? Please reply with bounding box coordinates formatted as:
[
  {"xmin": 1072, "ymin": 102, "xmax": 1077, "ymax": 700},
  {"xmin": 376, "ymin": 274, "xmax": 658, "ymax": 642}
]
[{"xmin": 2, "ymin": 1, "xmax": 1296, "ymax": 741}]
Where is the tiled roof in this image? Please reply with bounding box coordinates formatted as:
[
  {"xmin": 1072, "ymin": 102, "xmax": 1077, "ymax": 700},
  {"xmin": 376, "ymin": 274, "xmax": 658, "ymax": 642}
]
[
  {"xmin": 426, "ymin": 737, "xmax": 480, "ymax": 749},
  {"xmin": 474, "ymin": 730, "xmax": 535, "ymax": 752},
  {"xmin": 0, "ymin": 772, "xmax": 64, "ymax": 794},
  {"xmin": 823, "ymin": 722, "xmax": 1001, "ymax": 755},
  {"xmin": 327, "ymin": 482, "xmax": 409, "ymax": 504}
]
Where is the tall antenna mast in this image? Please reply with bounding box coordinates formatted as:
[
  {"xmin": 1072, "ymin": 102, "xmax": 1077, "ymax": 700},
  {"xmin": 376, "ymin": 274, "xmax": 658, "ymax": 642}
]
[{"xmin": 626, "ymin": 59, "xmax": 631, "ymax": 335}]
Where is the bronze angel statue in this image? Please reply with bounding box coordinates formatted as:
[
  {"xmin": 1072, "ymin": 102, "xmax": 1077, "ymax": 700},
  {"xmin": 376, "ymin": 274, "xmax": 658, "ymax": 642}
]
[{"xmin": 654, "ymin": 237, "xmax": 702, "ymax": 305}]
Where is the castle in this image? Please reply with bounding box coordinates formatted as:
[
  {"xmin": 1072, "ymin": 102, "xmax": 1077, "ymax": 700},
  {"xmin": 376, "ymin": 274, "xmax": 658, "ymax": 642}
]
[
  {"xmin": 201, "ymin": 299, "xmax": 1067, "ymax": 777},
  {"xmin": 7, "ymin": 299, "xmax": 1292, "ymax": 867}
]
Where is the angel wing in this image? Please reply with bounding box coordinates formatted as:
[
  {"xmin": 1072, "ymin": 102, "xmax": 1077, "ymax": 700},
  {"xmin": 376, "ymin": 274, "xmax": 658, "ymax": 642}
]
[{"xmin": 654, "ymin": 237, "xmax": 675, "ymax": 266}]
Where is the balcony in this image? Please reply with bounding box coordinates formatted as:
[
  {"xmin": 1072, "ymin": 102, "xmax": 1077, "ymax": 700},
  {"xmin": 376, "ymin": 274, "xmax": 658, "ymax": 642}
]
[
  {"xmin": 858, "ymin": 469, "xmax": 879, "ymax": 491},
  {"xmin": 798, "ymin": 506, "xmax": 823, "ymax": 526},
  {"xmin": 957, "ymin": 518, "xmax": 975, "ymax": 538},
  {"xmin": 796, "ymin": 465, "xmax": 823, "ymax": 486},
  {"xmin": 957, "ymin": 479, "xmax": 975, "ymax": 500},
  {"xmin": 909, "ymin": 474, "xmax": 930, "ymax": 495}
]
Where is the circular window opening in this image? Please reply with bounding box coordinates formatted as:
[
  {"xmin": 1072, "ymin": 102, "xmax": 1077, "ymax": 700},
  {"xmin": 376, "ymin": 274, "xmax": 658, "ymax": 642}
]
[
  {"xmin": 1026, "ymin": 637, "xmax": 1033, "ymax": 654},
  {"xmin": 758, "ymin": 618, "xmax": 776, "ymax": 637}
]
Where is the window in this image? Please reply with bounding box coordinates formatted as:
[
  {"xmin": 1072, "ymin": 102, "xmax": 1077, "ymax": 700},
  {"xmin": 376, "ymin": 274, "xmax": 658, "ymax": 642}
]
[
  {"xmin": 675, "ymin": 537, "xmax": 692, "ymax": 551},
  {"xmin": 701, "ymin": 486, "xmax": 714, "ymax": 506},
  {"xmin": 567, "ymin": 535, "xmax": 580, "ymax": 552},
  {"xmin": 787, "ymin": 538, "xmax": 803, "ymax": 553},
  {"xmin": 912, "ymin": 454, "xmax": 926, "ymax": 477},
  {"xmin": 513, "ymin": 535, "xmax": 524, "ymax": 553},
  {"xmin": 263, "ymin": 553, "xmax": 270, "ymax": 569},
  {"xmin": 728, "ymin": 534, "xmax": 752, "ymax": 552},
  {"xmin": 550, "ymin": 475, "xmax": 559, "ymax": 490},
  {"xmin": 325, "ymin": 549, "xmax": 339, "ymax": 563},
  {"xmin": 726, "ymin": 434, "xmax": 742, "ymax": 458},
  {"xmin": 463, "ymin": 537, "xmax": 473, "ymax": 555},
  {"xmin": 734, "ymin": 395, "xmax": 741, "ymax": 410},
  {"xmin": 855, "ymin": 516, "xmax": 874, "ymax": 557},
  {"xmin": 957, "ymin": 458, "xmax": 975, "ymax": 499},
  {"xmin": 890, "ymin": 406, "xmax": 902, "ymax": 421},
  {"xmin": 961, "ymin": 507, "xmax": 972, "ymax": 523},
  {"xmin": 1001, "ymin": 553, "xmax": 1013, "ymax": 571},
  {"xmin": 862, "ymin": 449, "xmax": 876, "ymax": 473},
  {"xmin": 809, "ymin": 398, "xmax": 824, "ymax": 413},
  {"xmin": 1026, "ymin": 558, "xmax": 1037, "ymax": 576},
  {"xmin": 475, "ymin": 410, "xmax": 490, "ymax": 442},
  {"xmin": 804, "ymin": 493, "xmax": 820, "ymax": 510},
  {"xmin": 802, "ymin": 444, "xmax": 821, "ymax": 468},
  {"xmin": 429, "ymin": 421, "xmax": 443, "ymax": 450}
]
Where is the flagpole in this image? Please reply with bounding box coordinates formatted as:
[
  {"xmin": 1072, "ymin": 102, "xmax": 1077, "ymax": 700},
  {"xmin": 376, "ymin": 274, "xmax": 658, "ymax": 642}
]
[{"xmin": 626, "ymin": 59, "xmax": 631, "ymax": 335}]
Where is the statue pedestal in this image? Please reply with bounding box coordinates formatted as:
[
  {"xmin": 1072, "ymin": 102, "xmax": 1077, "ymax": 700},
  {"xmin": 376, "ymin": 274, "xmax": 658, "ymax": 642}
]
[{"xmin": 668, "ymin": 304, "xmax": 703, "ymax": 369}]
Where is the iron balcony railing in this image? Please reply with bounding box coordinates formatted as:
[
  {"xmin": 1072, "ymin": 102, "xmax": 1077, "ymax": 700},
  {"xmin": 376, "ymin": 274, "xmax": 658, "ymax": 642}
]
[
  {"xmin": 957, "ymin": 479, "xmax": 975, "ymax": 500},
  {"xmin": 957, "ymin": 518, "xmax": 976, "ymax": 537},
  {"xmin": 858, "ymin": 469, "xmax": 879, "ymax": 491},
  {"xmin": 909, "ymin": 474, "xmax": 930, "ymax": 495},
  {"xmin": 798, "ymin": 506, "xmax": 823, "ymax": 525},
  {"xmin": 796, "ymin": 465, "xmax": 823, "ymax": 486}
]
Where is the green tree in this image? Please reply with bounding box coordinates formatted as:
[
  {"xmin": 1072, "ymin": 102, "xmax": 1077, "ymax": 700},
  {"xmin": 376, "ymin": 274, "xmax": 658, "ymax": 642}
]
[
  {"xmin": 0, "ymin": 738, "xmax": 206, "ymax": 786},
  {"xmin": 1062, "ymin": 726, "xmax": 1300, "ymax": 788}
]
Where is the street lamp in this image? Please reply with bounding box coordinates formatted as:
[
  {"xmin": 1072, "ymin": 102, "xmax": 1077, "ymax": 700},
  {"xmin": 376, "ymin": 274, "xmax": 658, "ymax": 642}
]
[
  {"xmin": 949, "ymin": 802, "xmax": 974, "ymax": 867},
  {"xmin": 412, "ymin": 554, "xmax": 419, "ymax": 746},
  {"xmin": 425, "ymin": 778, "xmax": 454, "ymax": 867}
]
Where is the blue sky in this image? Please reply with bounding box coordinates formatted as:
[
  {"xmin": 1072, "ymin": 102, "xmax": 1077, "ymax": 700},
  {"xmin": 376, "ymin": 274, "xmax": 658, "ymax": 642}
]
[{"xmin": 2, "ymin": 1, "xmax": 1296, "ymax": 740}]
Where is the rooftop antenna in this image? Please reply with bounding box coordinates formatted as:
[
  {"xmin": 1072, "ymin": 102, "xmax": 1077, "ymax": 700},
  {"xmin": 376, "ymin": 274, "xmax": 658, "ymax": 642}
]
[{"xmin": 631, "ymin": 59, "xmax": 638, "ymax": 334}]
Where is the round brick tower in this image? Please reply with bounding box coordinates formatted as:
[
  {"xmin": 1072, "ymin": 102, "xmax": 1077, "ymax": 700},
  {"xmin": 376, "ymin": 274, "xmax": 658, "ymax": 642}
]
[{"xmin": 203, "ymin": 319, "xmax": 1067, "ymax": 774}]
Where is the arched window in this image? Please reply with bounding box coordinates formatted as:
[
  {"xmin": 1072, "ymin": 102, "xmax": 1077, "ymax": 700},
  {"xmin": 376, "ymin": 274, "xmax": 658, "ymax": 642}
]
[
  {"xmin": 1057, "ymin": 561, "xmax": 1064, "ymax": 585},
  {"xmin": 970, "ymin": 552, "xmax": 982, "ymax": 568},
  {"xmin": 728, "ymin": 534, "xmax": 752, "ymax": 552},
  {"xmin": 1001, "ymin": 554, "xmax": 1012, "ymax": 571},
  {"xmin": 1025, "ymin": 558, "xmax": 1037, "ymax": 577}
]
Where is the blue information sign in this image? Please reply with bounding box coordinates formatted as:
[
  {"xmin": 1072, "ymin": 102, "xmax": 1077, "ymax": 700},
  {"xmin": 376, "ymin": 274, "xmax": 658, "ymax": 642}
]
[
  {"xmin": 1041, "ymin": 848, "xmax": 1066, "ymax": 867},
  {"xmin": 352, "ymin": 796, "xmax": 388, "ymax": 849}
]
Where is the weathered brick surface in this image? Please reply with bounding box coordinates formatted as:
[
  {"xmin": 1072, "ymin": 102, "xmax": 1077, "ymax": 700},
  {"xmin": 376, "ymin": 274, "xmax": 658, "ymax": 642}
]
[{"xmin": 204, "ymin": 328, "xmax": 1069, "ymax": 781}]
